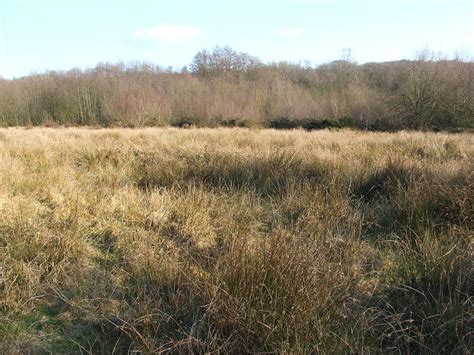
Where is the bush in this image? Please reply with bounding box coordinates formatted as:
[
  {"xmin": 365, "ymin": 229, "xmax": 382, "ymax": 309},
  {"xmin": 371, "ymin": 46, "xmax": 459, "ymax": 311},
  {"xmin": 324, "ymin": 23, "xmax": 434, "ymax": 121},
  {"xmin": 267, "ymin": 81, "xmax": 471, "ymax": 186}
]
[
  {"xmin": 268, "ymin": 117, "xmax": 302, "ymax": 129},
  {"xmin": 302, "ymin": 118, "xmax": 341, "ymax": 130}
]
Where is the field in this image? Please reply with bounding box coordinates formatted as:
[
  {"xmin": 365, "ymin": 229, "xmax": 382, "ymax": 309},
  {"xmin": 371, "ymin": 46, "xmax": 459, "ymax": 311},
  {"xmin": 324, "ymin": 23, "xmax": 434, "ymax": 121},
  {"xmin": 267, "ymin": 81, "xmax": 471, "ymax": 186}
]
[{"xmin": 0, "ymin": 127, "xmax": 472, "ymax": 353}]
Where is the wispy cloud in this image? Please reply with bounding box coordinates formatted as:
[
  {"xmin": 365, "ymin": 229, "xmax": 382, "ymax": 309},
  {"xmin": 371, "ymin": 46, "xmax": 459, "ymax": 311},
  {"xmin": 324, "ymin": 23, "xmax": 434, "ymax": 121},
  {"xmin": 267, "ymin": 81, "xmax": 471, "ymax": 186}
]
[
  {"xmin": 279, "ymin": 27, "xmax": 305, "ymax": 38},
  {"xmin": 133, "ymin": 25, "xmax": 202, "ymax": 43}
]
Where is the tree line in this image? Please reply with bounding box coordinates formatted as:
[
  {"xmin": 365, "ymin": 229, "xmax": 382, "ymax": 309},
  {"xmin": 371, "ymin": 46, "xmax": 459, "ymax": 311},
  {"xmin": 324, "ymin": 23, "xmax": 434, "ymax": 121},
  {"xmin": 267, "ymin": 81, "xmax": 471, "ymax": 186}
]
[{"xmin": 0, "ymin": 46, "xmax": 472, "ymax": 130}]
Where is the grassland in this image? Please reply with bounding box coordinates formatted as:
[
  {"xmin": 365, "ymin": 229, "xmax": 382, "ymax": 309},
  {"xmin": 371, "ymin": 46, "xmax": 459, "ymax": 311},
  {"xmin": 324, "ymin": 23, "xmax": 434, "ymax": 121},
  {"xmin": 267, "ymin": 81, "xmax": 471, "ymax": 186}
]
[{"xmin": 0, "ymin": 127, "xmax": 472, "ymax": 353}]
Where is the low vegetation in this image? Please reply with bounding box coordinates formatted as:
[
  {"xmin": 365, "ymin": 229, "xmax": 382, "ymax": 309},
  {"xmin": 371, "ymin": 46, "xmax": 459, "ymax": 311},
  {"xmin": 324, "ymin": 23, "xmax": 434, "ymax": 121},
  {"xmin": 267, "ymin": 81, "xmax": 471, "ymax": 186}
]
[
  {"xmin": 1, "ymin": 127, "xmax": 472, "ymax": 353},
  {"xmin": 0, "ymin": 47, "xmax": 473, "ymax": 131}
]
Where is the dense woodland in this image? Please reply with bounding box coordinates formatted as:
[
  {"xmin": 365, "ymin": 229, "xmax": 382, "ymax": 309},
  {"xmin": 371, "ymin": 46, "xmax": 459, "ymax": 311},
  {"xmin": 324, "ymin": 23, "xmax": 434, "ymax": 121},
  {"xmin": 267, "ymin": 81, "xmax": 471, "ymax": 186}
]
[{"xmin": 0, "ymin": 47, "xmax": 473, "ymax": 130}]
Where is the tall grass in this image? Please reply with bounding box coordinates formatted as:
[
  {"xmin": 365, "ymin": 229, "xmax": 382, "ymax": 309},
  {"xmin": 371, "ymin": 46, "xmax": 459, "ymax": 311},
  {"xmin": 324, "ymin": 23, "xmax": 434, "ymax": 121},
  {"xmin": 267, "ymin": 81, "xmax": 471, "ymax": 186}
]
[{"xmin": 0, "ymin": 128, "xmax": 472, "ymax": 352}]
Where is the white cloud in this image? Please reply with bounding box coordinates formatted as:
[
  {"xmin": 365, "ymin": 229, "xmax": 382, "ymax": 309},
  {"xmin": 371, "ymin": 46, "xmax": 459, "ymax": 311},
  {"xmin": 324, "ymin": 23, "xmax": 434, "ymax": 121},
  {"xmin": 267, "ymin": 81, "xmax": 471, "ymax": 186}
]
[
  {"xmin": 133, "ymin": 25, "xmax": 202, "ymax": 43},
  {"xmin": 279, "ymin": 27, "xmax": 305, "ymax": 38}
]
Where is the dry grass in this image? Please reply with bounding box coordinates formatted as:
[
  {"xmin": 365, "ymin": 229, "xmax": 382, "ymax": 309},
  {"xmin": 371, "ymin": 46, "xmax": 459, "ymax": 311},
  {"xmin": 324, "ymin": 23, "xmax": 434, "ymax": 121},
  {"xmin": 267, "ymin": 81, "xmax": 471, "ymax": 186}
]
[{"xmin": 0, "ymin": 127, "xmax": 473, "ymax": 353}]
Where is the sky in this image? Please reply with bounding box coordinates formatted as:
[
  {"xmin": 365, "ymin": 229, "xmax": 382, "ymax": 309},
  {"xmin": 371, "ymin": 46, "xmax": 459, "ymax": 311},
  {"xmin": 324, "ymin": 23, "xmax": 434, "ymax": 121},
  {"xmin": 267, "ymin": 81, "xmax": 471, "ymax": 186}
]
[{"xmin": 0, "ymin": 0, "xmax": 473, "ymax": 78}]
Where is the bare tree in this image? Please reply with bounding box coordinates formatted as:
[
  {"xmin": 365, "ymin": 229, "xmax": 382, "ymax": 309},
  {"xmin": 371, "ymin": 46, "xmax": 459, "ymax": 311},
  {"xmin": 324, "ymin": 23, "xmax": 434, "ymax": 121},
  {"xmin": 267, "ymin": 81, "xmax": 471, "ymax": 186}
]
[
  {"xmin": 190, "ymin": 46, "xmax": 261, "ymax": 77},
  {"xmin": 392, "ymin": 57, "xmax": 441, "ymax": 129}
]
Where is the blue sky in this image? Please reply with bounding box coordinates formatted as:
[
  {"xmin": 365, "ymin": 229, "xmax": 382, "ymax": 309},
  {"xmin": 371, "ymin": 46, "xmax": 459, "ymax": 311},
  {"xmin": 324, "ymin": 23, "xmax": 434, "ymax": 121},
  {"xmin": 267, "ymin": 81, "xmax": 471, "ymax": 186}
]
[{"xmin": 0, "ymin": 0, "xmax": 472, "ymax": 78}]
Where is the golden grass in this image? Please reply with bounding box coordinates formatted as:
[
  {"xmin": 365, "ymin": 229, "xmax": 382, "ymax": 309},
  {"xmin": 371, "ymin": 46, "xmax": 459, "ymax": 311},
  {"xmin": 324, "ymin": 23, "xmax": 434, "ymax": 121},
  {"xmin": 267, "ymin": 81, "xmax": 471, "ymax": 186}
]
[{"xmin": 0, "ymin": 127, "xmax": 473, "ymax": 353}]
